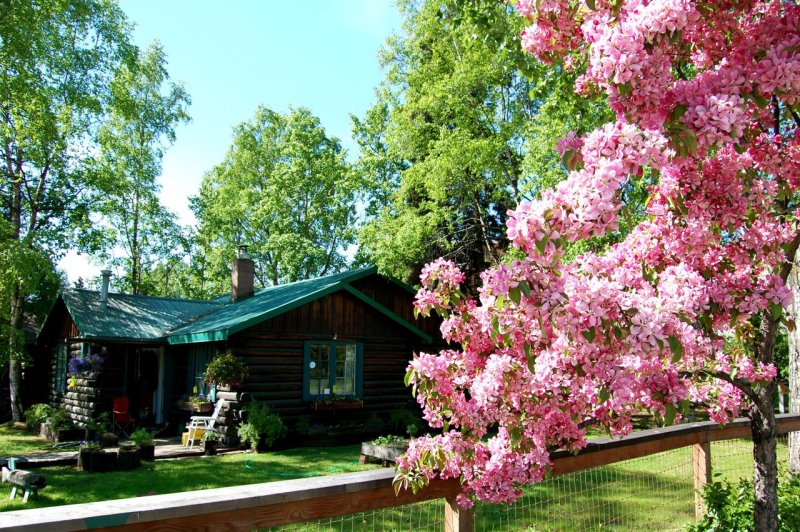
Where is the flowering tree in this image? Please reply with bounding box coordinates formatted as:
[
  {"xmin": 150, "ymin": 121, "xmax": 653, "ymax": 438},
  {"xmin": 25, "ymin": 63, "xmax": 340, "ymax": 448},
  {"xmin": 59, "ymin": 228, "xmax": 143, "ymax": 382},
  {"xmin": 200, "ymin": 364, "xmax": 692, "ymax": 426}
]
[{"xmin": 395, "ymin": 2, "xmax": 800, "ymax": 529}]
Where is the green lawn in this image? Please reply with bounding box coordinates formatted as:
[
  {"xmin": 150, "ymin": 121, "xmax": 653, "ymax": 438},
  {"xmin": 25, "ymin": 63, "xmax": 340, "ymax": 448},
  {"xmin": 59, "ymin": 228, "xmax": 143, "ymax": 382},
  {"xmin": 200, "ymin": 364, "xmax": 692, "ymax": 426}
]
[
  {"xmin": 0, "ymin": 423, "xmax": 377, "ymax": 513},
  {"xmin": 0, "ymin": 423, "xmax": 790, "ymax": 531},
  {"xmin": 0, "ymin": 422, "xmax": 56, "ymax": 455}
]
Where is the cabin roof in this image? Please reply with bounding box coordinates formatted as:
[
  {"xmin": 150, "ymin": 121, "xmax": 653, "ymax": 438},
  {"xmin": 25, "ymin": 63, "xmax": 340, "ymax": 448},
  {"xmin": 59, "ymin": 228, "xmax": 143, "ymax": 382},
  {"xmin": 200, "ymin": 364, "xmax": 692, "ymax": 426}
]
[
  {"xmin": 42, "ymin": 266, "xmax": 431, "ymax": 345},
  {"xmin": 56, "ymin": 290, "xmax": 223, "ymax": 342}
]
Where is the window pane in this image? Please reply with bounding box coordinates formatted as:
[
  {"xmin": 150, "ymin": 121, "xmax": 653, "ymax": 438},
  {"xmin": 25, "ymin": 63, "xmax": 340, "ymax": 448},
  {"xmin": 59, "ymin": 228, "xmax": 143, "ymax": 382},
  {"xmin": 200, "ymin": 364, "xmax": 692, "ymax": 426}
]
[
  {"xmin": 309, "ymin": 344, "xmax": 329, "ymax": 396},
  {"xmin": 333, "ymin": 344, "xmax": 356, "ymax": 395}
]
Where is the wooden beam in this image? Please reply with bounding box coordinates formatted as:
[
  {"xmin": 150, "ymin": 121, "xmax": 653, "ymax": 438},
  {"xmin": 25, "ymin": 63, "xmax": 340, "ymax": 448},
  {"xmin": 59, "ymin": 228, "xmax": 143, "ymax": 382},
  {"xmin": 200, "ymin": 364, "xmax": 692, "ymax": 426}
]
[
  {"xmin": 3, "ymin": 414, "xmax": 799, "ymax": 531},
  {"xmin": 693, "ymin": 442, "xmax": 712, "ymax": 518},
  {"xmin": 445, "ymin": 496, "xmax": 474, "ymax": 532}
]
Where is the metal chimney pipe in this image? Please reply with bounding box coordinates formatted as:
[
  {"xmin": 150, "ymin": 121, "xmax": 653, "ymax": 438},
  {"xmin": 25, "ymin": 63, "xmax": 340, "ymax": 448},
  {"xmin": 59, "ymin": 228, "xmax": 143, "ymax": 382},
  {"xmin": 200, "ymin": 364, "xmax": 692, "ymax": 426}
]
[{"xmin": 100, "ymin": 270, "xmax": 112, "ymax": 305}]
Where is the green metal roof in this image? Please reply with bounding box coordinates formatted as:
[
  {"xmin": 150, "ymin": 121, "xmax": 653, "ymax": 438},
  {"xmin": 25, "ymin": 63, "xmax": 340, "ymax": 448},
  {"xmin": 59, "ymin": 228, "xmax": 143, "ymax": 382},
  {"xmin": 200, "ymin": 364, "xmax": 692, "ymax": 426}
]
[
  {"xmin": 60, "ymin": 290, "xmax": 223, "ymax": 342},
  {"xmin": 47, "ymin": 266, "xmax": 431, "ymax": 345},
  {"xmin": 167, "ymin": 266, "xmax": 432, "ymax": 344}
]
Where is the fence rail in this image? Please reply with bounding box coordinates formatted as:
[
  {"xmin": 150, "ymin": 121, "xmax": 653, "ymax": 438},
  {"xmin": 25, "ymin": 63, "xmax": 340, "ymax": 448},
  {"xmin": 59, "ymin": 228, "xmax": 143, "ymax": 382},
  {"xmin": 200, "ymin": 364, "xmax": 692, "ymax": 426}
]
[{"xmin": 2, "ymin": 413, "xmax": 800, "ymax": 531}]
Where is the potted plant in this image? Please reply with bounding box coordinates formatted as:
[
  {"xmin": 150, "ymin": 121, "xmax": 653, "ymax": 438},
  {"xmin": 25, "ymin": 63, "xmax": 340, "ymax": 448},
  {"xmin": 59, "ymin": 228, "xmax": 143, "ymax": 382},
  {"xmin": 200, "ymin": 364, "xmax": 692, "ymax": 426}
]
[
  {"xmin": 202, "ymin": 431, "xmax": 220, "ymax": 456},
  {"xmin": 67, "ymin": 353, "xmax": 104, "ymax": 388},
  {"xmin": 204, "ymin": 351, "xmax": 249, "ymax": 390},
  {"xmin": 85, "ymin": 412, "xmax": 110, "ymax": 442},
  {"xmin": 237, "ymin": 401, "xmax": 286, "ymax": 452},
  {"xmin": 130, "ymin": 428, "xmax": 156, "ymax": 461},
  {"xmin": 44, "ymin": 407, "xmax": 83, "ymax": 442},
  {"xmin": 78, "ymin": 442, "xmax": 101, "ymax": 471}
]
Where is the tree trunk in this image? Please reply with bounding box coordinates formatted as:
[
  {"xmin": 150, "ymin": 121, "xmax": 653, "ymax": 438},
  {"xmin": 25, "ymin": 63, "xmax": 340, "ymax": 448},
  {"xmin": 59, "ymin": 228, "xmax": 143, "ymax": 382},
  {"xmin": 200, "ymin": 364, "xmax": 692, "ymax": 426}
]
[
  {"xmin": 751, "ymin": 393, "xmax": 778, "ymax": 532},
  {"xmin": 788, "ymin": 253, "xmax": 800, "ymax": 475},
  {"xmin": 8, "ymin": 284, "xmax": 26, "ymax": 421}
]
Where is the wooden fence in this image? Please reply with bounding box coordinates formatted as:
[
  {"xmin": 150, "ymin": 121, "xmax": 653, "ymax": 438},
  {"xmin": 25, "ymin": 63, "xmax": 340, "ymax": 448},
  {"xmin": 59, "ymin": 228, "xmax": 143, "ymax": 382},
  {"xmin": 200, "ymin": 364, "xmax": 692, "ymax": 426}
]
[{"xmin": 2, "ymin": 413, "xmax": 800, "ymax": 531}]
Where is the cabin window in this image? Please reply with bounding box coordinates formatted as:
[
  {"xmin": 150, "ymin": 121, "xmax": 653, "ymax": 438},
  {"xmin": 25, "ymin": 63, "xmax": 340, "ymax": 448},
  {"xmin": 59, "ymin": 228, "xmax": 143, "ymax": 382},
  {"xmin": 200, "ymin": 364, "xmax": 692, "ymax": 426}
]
[
  {"xmin": 54, "ymin": 343, "xmax": 68, "ymax": 395},
  {"xmin": 303, "ymin": 341, "xmax": 362, "ymax": 400}
]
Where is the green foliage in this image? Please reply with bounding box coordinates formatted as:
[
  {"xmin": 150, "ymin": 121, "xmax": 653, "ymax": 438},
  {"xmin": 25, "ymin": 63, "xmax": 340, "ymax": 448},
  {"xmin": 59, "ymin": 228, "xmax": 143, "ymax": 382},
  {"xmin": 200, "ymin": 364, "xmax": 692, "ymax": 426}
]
[
  {"xmin": 94, "ymin": 41, "xmax": 191, "ymax": 296},
  {"xmin": 192, "ymin": 105, "xmax": 359, "ymax": 293},
  {"xmin": 86, "ymin": 412, "xmax": 110, "ymax": 433},
  {"xmin": 129, "ymin": 428, "xmax": 155, "ymax": 447},
  {"xmin": 203, "ymin": 351, "xmax": 249, "ymax": 386},
  {"xmin": 370, "ymin": 434, "xmax": 408, "ymax": 447},
  {"xmin": 46, "ymin": 407, "xmax": 74, "ymax": 431},
  {"xmin": 355, "ymin": 0, "xmax": 614, "ymax": 285},
  {"xmin": 689, "ymin": 475, "xmax": 800, "ymax": 532},
  {"xmin": 0, "ymin": 0, "xmax": 135, "ymax": 419},
  {"xmin": 23, "ymin": 404, "xmax": 54, "ymax": 429},
  {"xmin": 238, "ymin": 401, "xmax": 287, "ymax": 449},
  {"xmin": 389, "ymin": 408, "xmax": 423, "ymax": 436}
]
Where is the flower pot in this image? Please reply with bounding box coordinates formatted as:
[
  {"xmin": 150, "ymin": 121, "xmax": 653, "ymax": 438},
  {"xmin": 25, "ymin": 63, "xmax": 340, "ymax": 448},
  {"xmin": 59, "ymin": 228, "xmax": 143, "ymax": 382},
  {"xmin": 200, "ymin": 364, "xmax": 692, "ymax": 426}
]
[
  {"xmin": 117, "ymin": 447, "xmax": 141, "ymax": 470},
  {"xmin": 139, "ymin": 444, "xmax": 155, "ymax": 461},
  {"xmin": 204, "ymin": 441, "xmax": 219, "ymax": 456},
  {"xmin": 80, "ymin": 450, "xmax": 117, "ymax": 472}
]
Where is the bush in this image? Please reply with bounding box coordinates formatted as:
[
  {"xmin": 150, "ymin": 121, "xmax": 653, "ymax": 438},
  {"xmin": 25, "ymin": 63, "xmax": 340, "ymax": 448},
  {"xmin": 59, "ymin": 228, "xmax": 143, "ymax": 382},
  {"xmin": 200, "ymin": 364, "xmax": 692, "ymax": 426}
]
[
  {"xmin": 389, "ymin": 408, "xmax": 423, "ymax": 437},
  {"xmin": 129, "ymin": 428, "xmax": 155, "ymax": 447},
  {"xmin": 239, "ymin": 401, "xmax": 287, "ymax": 449},
  {"xmin": 47, "ymin": 407, "xmax": 74, "ymax": 431},
  {"xmin": 24, "ymin": 403, "xmax": 54, "ymax": 429},
  {"xmin": 690, "ymin": 474, "xmax": 800, "ymax": 531}
]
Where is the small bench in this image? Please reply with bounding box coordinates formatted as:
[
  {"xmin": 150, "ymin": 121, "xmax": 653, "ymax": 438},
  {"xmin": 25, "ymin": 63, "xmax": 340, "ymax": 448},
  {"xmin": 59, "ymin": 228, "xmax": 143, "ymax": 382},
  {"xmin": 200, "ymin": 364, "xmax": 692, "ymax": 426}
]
[{"xmin": 2, "ymin": 466, "xmax": 47, "ymax": 503}]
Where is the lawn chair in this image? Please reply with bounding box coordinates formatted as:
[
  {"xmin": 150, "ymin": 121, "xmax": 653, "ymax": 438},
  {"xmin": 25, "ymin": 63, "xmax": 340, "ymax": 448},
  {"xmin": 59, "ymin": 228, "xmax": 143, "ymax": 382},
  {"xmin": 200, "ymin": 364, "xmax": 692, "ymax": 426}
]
[
  {"xmin": 185, "ymin": 398, "xmax": 225, "ymax": 449},
  {"xmin": 112, "ymin": 396, "xmax": 136, "ymax": 438}
]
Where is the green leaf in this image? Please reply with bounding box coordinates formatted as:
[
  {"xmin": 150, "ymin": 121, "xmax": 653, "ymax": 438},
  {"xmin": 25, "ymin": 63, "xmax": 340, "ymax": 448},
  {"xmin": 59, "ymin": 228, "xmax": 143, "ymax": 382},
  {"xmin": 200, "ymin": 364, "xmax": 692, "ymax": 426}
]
[
  {"xmin": 751, "ymin": 89, "xmax": 768, "ymax": 108},
  {"xmin": 597, "ymin": 387, "xmax": 609, "ymax": 403},
  {"xmin": 582, "ymin": 327, "xmax": 596, "ymax": 342},
  {"xmin": 404, "ymin": 369, "xmax": 414, "ymax": 388},
  {"xmin": 669, "ymin": 104, "xmax": 688, "ymax": 122},
  {"xmin": 616, "ymin": 82, "xmax": 631, "ymax": 97},
  {"xmin": 664, "ymin": 403, "xmax": 677, "ymax": 426},
  {"xmin": 667, "ymin": 335, "xmax": 684, "ymax": 363},
  {"xmin": 586, "ymin": 0, "xmax": 597, "ymax": 10},
  {"xmin": 519, "ymin": 281, "xmax": 531, "ymax": 299},
  {"xmin": 509, "ymin": 286, "xmax": 522, "ymax": 305},
  {"xmin": 770, "ymin": 303, "xmax": 783, "ymax": 321}
]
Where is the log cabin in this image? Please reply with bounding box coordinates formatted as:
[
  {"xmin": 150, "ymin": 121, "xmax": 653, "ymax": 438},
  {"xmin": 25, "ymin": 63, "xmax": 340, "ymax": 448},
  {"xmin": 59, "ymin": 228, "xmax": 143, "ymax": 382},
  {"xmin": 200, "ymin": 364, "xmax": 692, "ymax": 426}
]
[{"xmin": 33, "ymin": 254, "xmax": 440, "ymax": 443}]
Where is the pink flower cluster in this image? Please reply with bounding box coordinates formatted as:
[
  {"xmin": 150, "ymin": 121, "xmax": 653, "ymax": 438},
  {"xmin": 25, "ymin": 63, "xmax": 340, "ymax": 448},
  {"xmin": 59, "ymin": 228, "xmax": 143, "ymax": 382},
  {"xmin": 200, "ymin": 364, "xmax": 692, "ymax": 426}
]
[{"xmin": 397, "ymin": 1, "xmax": 800, "ymax": 506}]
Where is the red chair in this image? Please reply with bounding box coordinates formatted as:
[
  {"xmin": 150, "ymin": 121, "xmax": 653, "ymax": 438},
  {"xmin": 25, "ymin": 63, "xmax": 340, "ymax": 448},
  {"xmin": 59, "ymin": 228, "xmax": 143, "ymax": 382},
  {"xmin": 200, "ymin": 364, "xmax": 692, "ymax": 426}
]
[{"xmin": 112, "ymin": 396, "xmax": 136, "ymax": 437}]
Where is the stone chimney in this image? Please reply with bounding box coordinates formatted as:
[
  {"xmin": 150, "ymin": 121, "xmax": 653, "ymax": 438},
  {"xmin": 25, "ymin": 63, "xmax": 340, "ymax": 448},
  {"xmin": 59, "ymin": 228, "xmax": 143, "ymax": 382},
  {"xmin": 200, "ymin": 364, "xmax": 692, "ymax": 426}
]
[
  {"xmin": 100, "ymin": 270, "xmax": 112, "ymax": 305},
  {"xmin": 231, "ymin": 245, "xmax": 255, "ymax": 302}
]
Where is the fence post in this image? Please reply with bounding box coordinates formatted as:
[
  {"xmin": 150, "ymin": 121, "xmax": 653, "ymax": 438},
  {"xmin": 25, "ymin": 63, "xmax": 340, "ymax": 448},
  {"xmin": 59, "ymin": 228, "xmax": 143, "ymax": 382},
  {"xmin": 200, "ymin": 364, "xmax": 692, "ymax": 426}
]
[
  {"xmin": 445, "ymin": 496, "xmax": 474, "ymax": 532},
  {"xmin": 692, "ymin": 441, "xmax": 712, "ymax": 518}
]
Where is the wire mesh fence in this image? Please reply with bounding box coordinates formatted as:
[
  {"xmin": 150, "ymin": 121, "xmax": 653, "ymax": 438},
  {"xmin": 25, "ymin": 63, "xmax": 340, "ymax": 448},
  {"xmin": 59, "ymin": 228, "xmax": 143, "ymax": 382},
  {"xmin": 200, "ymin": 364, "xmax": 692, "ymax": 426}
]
[
  {"xmin": 270, "ymin": 435, "xmax": 789, "ymax": 531},
  {"xmin": 473, "ymin": 436, "xmax": 789, "ymax": 531}
]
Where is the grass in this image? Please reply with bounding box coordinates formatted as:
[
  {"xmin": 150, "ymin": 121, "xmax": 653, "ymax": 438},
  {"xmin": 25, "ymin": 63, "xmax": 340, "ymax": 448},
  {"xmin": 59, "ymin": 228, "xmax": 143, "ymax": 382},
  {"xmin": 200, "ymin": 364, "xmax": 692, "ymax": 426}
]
[
  {"xmin": 0, "ymin": 422, "xmax": 56, "ymax": 455},
  {"xmin": 0, "ymin": 423, "xmax": 377, "ymax": 513},
  {"xmin": 0, "ymin": 423, "xmax": 791, "ymax": 531}
]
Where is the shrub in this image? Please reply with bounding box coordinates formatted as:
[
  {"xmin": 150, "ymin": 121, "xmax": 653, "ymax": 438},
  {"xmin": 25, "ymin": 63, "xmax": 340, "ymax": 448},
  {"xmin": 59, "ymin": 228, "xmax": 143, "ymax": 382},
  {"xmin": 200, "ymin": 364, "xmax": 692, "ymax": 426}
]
[
  {"xmin": 24, "ymin": 403, "xmax": 54, "ymax": 429},
  {"xmin": 389, "ymin": 408, "xmax": 423, "ymax": 436},
  {"xmin": 129, "ymin": 428, "xmax": 155, "ymax": 447},
  {"xmin": 690, "ymin": 474, "xmax": 800, "ymax": 531},
  {"xmin": 47, "ymin": 407, "xmax": 74, "ymax": 431},
  {"xmin": 239, "ymin": 401, "xmax": 287, "ymax": 449}
]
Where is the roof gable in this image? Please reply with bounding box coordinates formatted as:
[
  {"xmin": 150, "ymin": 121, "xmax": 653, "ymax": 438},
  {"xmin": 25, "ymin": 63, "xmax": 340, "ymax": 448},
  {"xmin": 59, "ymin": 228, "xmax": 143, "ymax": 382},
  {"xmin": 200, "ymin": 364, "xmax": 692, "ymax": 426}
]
[{"xmin": 167, "ymin": 266, "xmax": 431, "ymax": 344}]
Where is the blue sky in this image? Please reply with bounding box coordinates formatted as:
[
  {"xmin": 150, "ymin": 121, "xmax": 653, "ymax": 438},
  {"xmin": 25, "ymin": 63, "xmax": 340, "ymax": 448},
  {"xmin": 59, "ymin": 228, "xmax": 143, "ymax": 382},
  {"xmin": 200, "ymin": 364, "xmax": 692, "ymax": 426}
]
[{"xmin": 61, "ymin": 0, "xmax": 401, "ymax": 281}]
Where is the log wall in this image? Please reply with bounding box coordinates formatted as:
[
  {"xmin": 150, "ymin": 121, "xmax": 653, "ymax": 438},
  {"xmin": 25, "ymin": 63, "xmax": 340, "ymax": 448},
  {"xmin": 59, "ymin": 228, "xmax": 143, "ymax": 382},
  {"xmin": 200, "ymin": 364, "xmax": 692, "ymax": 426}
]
[{"xmin": 229, "ymin": 289, "xmax": 427, "ymax": 426}]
